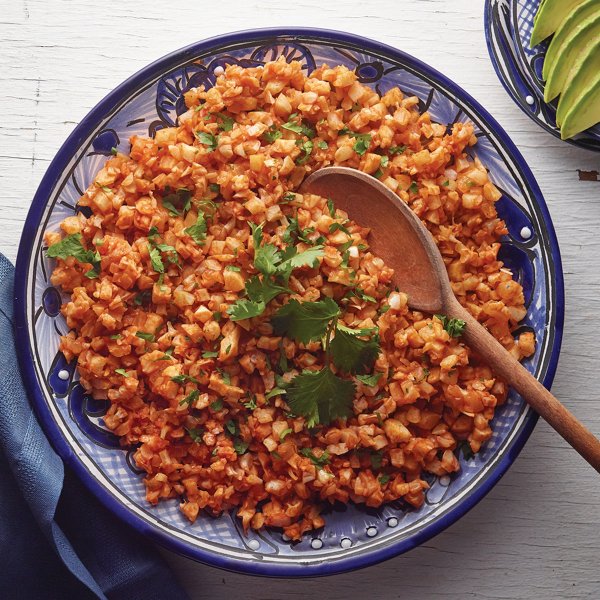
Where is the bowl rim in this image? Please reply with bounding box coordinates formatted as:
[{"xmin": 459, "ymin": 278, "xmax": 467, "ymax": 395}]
[{"xmin": 13, "ymin": 26, "xmax": 564, "ymax": 577}]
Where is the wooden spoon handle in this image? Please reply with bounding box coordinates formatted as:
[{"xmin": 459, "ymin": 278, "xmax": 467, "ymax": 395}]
[{"xmin": 447, "ymin": 299, "xmax": 600, "ymax": 472}]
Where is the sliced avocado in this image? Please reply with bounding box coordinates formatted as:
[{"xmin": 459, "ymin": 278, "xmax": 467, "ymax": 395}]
[
  {"xmin": 543, "ymin": 0, "xmax": 600, "ymax": 80},
  {"xmin": 544, "ymin": 12, "xmax": 600, "ymax": 102},
  {"xmin": 534, "ymin": 0, "xmax": 548, "ymax": 23},
  {"xmin": 535, "ymin": 0, "xmax": 549, "ymax": 23},
  {"xmin": 556, "ymin": 39, "xmax": 600, "ymax": 126},
  {"xmin": 561, "ymin": 71, "xmax": 600, "ymax": 138},
  {"xmin": 531, "ymin": 0, "xmax": 588, "ymax": 46}
]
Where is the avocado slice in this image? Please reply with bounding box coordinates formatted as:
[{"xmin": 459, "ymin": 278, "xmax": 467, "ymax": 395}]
[
  {"xmin": 543, "ymin": 0, "xmax": 600, "ymax": 80},
  {"xmin": 531, "ymin": 0, "xmax": 588, "ymax": 46},
  {"xmin": 534, "ymin": 0, "xmax": 548, "ymax": 23},
  {"xmin": 561, "ymin": 71, "xmax": 600, "ymax": 138},
  {"xmin": 556, "ymin": 39, "xmax": 600, "ymax": 126},
  {"xmin": 544, "ymin": 12, "xmax": 600, "ymax": 102}
]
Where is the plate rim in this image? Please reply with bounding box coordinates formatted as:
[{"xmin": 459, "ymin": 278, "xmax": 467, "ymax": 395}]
[{"xmin": 13, "ymin": 26, "xmax": 565, "ymax": 577}]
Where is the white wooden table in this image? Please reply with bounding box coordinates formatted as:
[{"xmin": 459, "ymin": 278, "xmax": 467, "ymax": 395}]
[{"xmin": 2, "ymin": 1, "xmax": 600, "ymax": 598}]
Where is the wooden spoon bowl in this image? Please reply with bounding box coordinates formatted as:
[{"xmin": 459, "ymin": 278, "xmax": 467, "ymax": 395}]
[{"xmin": 301, "ymin": 166, "xmax": 600, "ymax": 472}]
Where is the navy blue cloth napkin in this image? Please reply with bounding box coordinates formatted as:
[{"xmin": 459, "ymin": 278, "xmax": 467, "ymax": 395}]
[{"xmin": 0, "ymin": 254, "xmax": 190, "ymax": 600}]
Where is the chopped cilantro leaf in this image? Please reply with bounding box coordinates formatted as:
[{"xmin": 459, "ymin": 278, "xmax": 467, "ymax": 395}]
[
  {"xmin": 210, "ymin": 399, "xmax": 224, "ymax": 411},
  {"xmin": 281, "ymin": 192, "xmax": 296, "ymax": 204},
  {"xmin": 327, "ymin": 198, "xmax": 336, "ymax": 218},
  {"xmin": 356, "ymin": 373, "xmax": 382, "ymax": 387},
  {"xmin": 219, "ymin": 370, "xmax": 231, "ymax": 386},
  {"xmin": 148, "ymin": 245, "xmax": 164, "ymax": 273},
  {"xmin": 329, "ymin": 222, "xmax": 350, "ymax": 235},
  {"xmin": 171, "ymin": 374, "xmax": 201, "ymax": 385},
  {"xmin": 47, "ymin": 233, "xmax": 101, "ymax": 278},
  {"xmin": 186, "ymin": 427, "xmax": 203, "ymax": 443},
  {"xmin": 154, "ymin": 243, "xmax": 179, "ymax": 266},
  {"xmin": 233, "ymin": 439, "xmax": 249, "ymax": 455},
  {"xmin": 389, "ymin": 145, "xmax": 406, "ymax": 155},
  {"xmin": 370, "ymin": 451, "xmax": 383, "ymax": 470},
  {"xmin": 254, "ymin": 243, "xmax": 283, "ymax": 276},
  {"xmin": 295, "ymin": 139, "xmax": 314, "ymax": 165},
  {"xmin": 352, "ymin": 133, "xmax": 372, "ymax": 156},
  {"xmin": 180, "ymin": 389, "xmax": 200, "ymax": 407},
  {"xmin": 196, "ymin": 131, "xmax": 218, "ymax": 150},
  {"xmin": 435, "ymin": 314, "xmax": 467, "ymax": 337},
  {"xmin": 133, "ymin": 290, "xmax": 151, "ymax": 306},
  {"xmin": 279, "ymin": 427, "xmax": 293, "ymax": 441},
  {"xmin": 161, "ymin": 188, "xmax": 192, "ymax": 216},
  {"xmin": 330, "ymin": 324, "xmax": 380, "ymax": 375},
  {"xmin": 184, "ymin": 212, "xmax": 207, "ymax": 244},
  {"xmin": 135, "ymin": 331, "xmax": 155, "ymax": 342},
  {"xmin": 285, "ymin": 367, "xmax": 355, "ymax": 427},
  {"xmin": 300, "ymin": 447, "xmax": 330, "ymax": 468},
  {"xmin": 115, "ymin": 368, "xmax": 129, "ymax": 377},
  {"xmin": 350, "ymin": 287, "xmax": 376, "ymax": 303},
  {"xmin": 228, "ymin": 298, "xmax": 267, "ymax": 321},
  {"xmin": 225, "ymin": 419, "xmax": 238, "ymax": 436},
  {"xmin": 278, "ymin": 245, "xmax": 323, "ymax": 273},
  {"xmin": 265, "ymin": 386, "xmax": 287, "ymax": 401},
  {"xmin": 156, "ymin": 347, "xmax": 174, "ymax": 361},
  {"xmin": 215, "ymin": 112, "xmax": 234, "ymax": 131},
  {"xmin": 282, "ymin": 117, "xmax": 315, "ymax": 139},
  {"xmin": 242, "ymin": 396, "xmax": 257, "ymax": 410},
  {"xmin": 271, "ymin": 298, "xmax": 340, "ymax": 344},
  {"xmin": 262, "ymin": 126, "xmax": 282, "ymax": 143}
]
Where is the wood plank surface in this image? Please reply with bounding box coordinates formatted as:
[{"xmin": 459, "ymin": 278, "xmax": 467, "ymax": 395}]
[{"xmin": 1, "ymin": 1, "xmax": 599, "ymax": 598}]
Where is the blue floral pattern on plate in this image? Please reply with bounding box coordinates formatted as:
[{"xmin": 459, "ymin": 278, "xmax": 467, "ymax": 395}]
[
  {"xmin": 485, "ymin": 0, "xmax": 600, "ymax": 151},
  {"xmin": 14, "ymin": 29, "xmax": 564, "ymax": 577}
]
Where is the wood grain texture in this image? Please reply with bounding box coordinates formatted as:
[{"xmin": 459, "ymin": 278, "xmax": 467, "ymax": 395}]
[{"xmin": 2, "ymin": 1, "xmax": 600, "ymax": 598}]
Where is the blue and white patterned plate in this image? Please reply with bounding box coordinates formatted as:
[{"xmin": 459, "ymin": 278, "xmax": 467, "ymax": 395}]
[
  {"xmin": 14, "ymin": 28, "xmax": 564, "ymax": 577},
  {"xmin": 485, "ymin": 0, "xmax": 600, "ymax": 151}
]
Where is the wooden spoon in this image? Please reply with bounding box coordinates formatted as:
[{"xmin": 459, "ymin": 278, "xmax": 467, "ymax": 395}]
[{"xmin": 301, "ymin": 166, "xmax": 600, "ymax": 472}]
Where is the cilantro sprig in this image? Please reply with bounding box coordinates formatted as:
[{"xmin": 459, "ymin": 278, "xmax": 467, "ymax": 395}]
[
  {"xmin": 47, "ymin": 233, "xmax": 101, "ymax": 279},
  {"xmin": 227, "ymin": 223, "xmax": 323, "ymax": 321},
  {"xmin": 272, "ymin": 298, "xmax": 380, "ymax": 427}
]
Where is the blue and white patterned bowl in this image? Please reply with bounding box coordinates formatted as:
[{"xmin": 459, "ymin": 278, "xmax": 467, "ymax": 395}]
[
  {"xmin": 14, "ymin": 28, "xmax": 564, "ymax": 577},
  {"xmin": 485, "ymin": 0, "xmax": 600, "ymax": 151}
]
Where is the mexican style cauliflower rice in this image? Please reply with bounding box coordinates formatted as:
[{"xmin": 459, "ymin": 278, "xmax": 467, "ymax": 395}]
[{"xmin": 45, "ymin": 58, "xmax": 534, "ymax": 540}]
